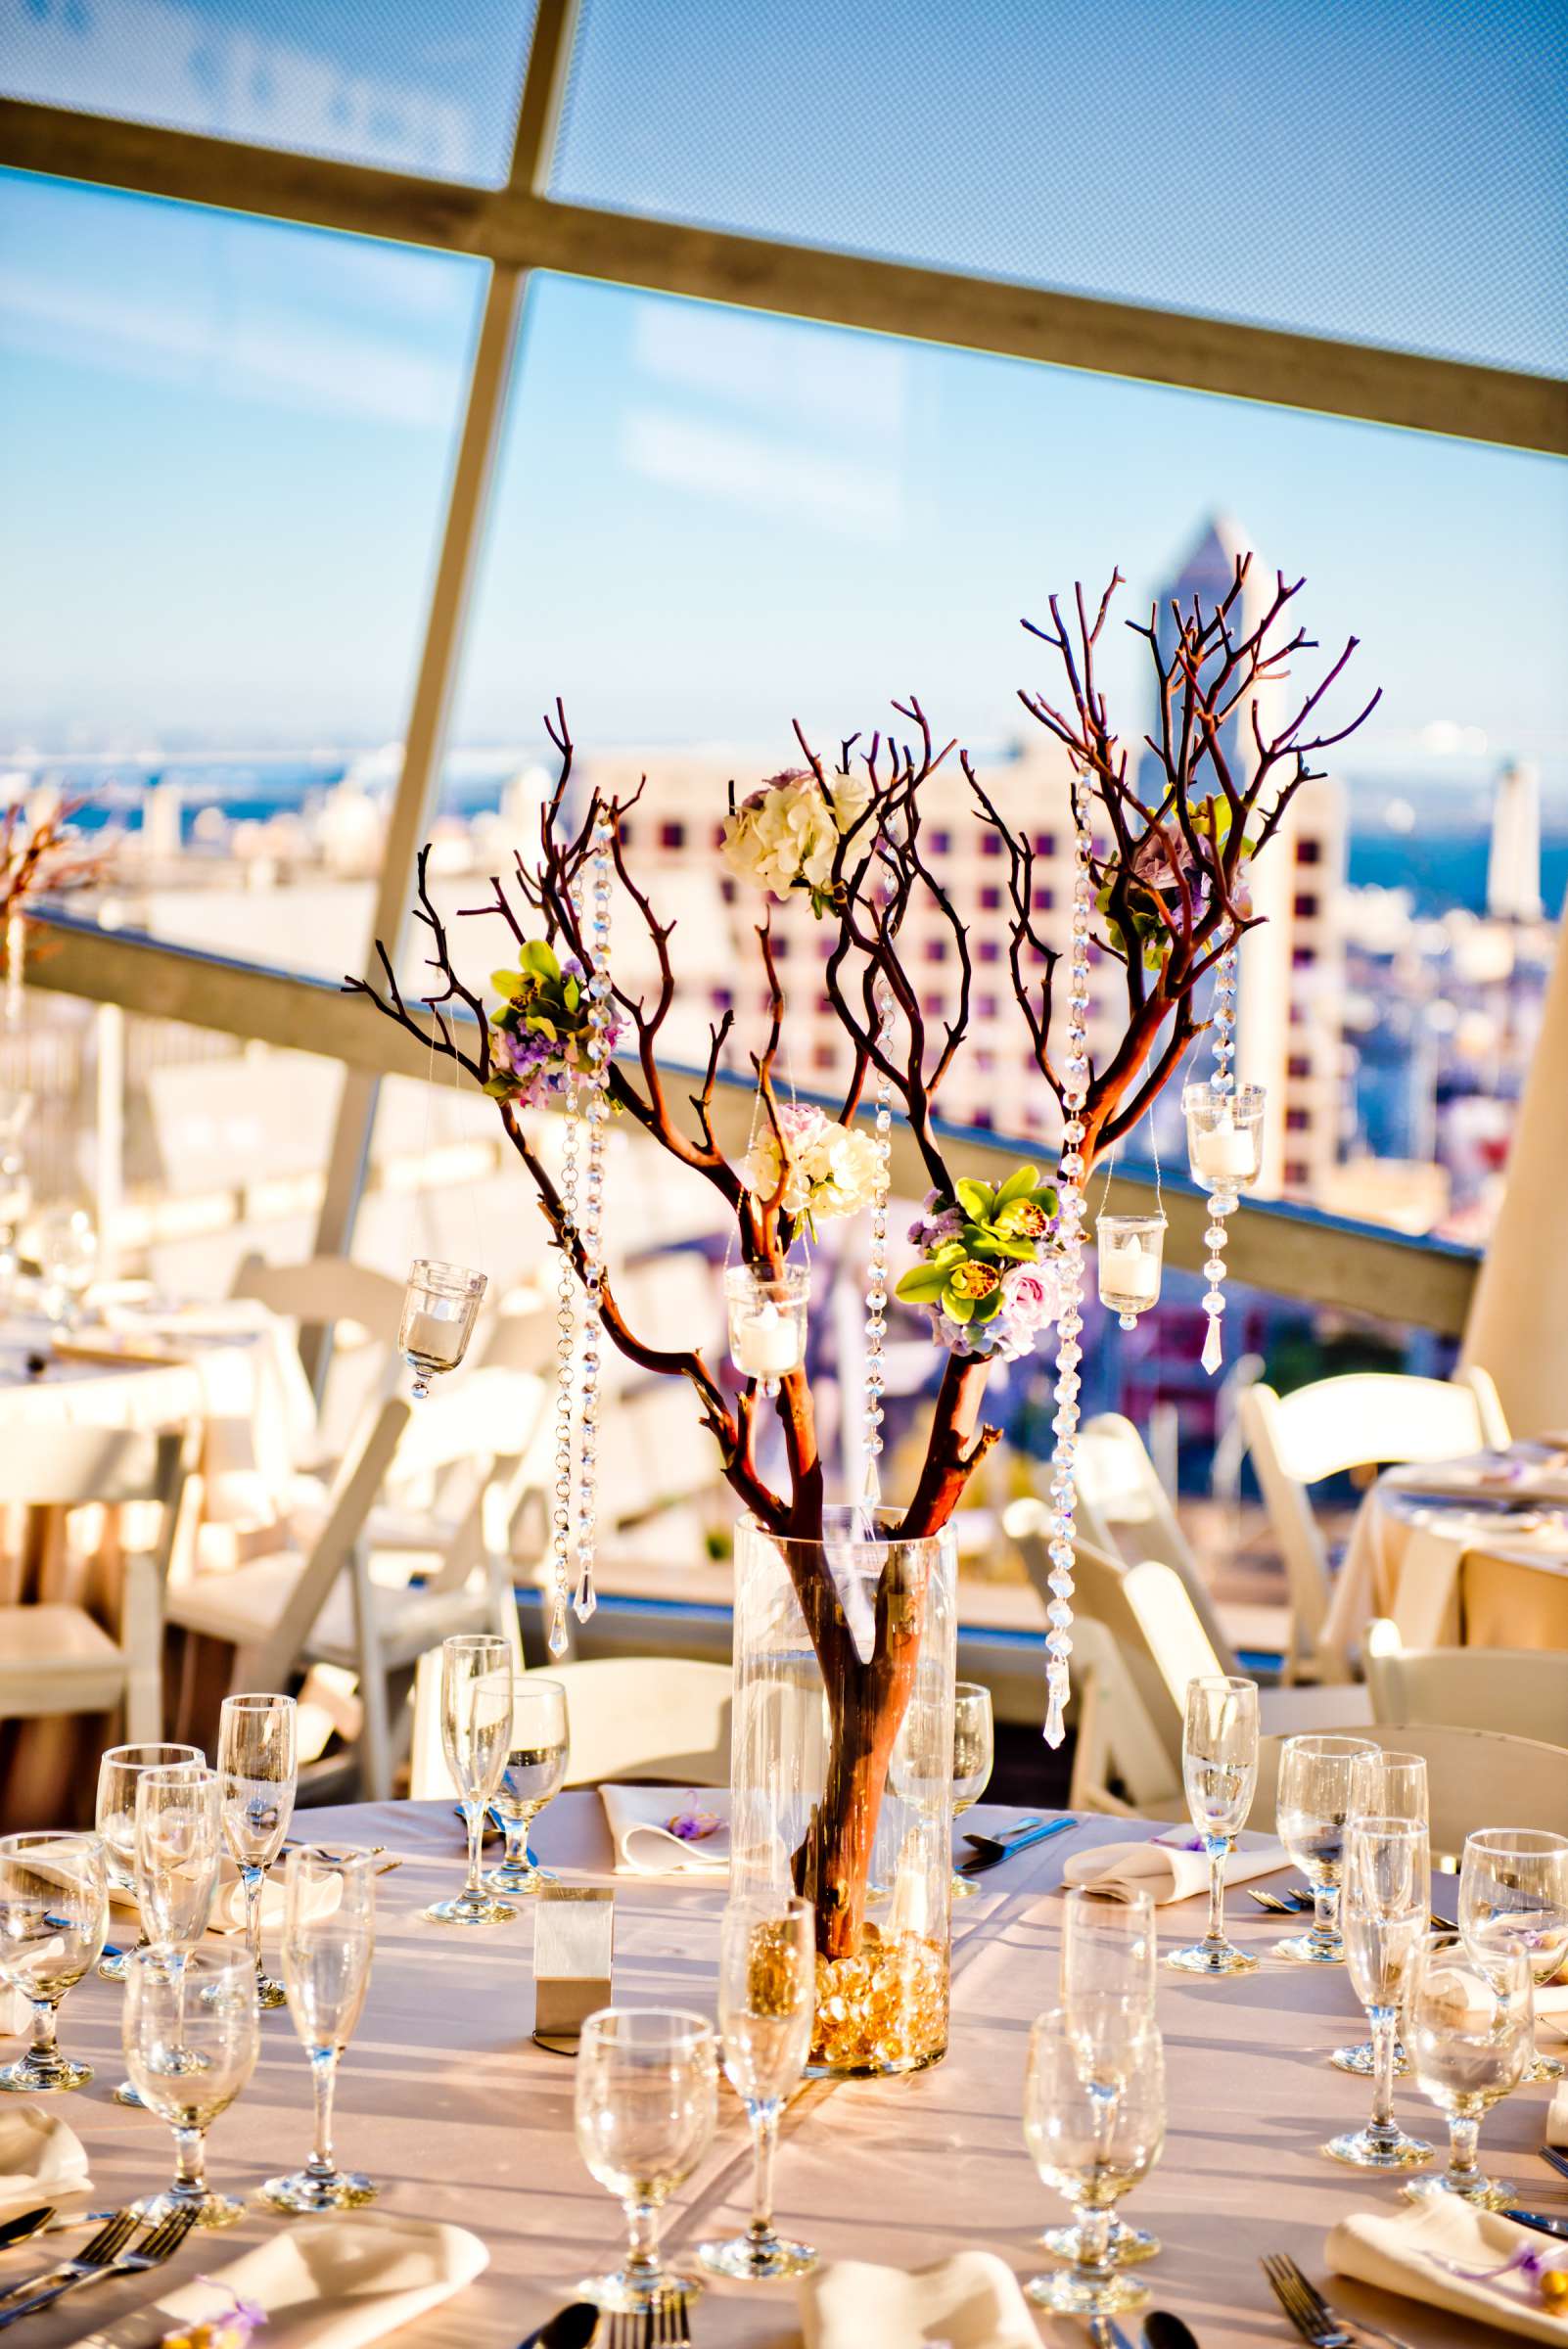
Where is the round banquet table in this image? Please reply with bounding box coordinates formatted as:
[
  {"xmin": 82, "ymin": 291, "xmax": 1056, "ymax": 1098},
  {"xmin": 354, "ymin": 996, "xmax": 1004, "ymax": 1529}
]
[
  {"xmin": 1326, "ymin": 1452, "xmax": 1568, "ymax": 1658},
  {"xmin": 11, "ymin": 1795, "xmax": 1560, "ymax": 2347}
]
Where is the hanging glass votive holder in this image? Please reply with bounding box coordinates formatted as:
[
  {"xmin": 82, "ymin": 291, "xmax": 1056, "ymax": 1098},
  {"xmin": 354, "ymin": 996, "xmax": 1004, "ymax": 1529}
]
[
  {"xmin": 1182, "ymin": 1082, "xmax": 1266, "ymax": 1209},
  {"xmin": 1096, "ymin": 1213, "xmax": 1166, "ymax": 1330},
  {"xmin": 399, "ymin": 1258, "xmax": 486, "ymax": 1400},
  {"xmin": 724, "ymin": 1262, "xmax": 809, "ymax": 1397}
]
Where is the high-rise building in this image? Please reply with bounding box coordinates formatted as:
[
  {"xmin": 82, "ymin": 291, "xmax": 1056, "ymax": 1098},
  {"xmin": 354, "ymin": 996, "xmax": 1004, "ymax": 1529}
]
[{"xmin": 1486, "ymin": 759, "xmax": 1543, "ymax": 924}]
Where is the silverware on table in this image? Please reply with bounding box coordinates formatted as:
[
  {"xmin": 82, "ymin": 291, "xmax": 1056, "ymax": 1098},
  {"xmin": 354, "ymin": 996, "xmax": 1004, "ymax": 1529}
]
[
  {"xmin": 0, "ymin": 2209, "xmax": 139, "ymax": 2311},
  {"xmin": 1248, "ymin": 1887, "xmax": 1312, "ymax": 1915},
  {"xmin": 963, "ymin": 1816, "xmax": 1047, "ymax": 1849},
  {"xmin": 1142, "ymin": 2314, "xmax": 1200, "ymax": 2349},
  {"xmin": 1543, "ymin": 2143, "xmax": 1568, "ymax": 2185},
  {"xmin": 1502, "ymin": 2206, "xmax": 1568, "ymax": 2242},
  {"xmin": 0, "ymin": 2203, "xmax": 199, "ymax": 2329},
  {"xmin": 518, "ymin": 2304, "xmax": 597, "ymax": 2349},
  {"xmin": 0, "ymin": 2212, "xmax": 52, "ymax": 2257},
  {"xmin": 956, "ymin": 1815, "xmax": 1081, "ymax": 1877},
  {"xmin": 1086, "ymin": 2317, "xmax": 1136, "ymax": 2348},
  {"xmin": 652, "ymin": 2290, "xmax": 692, "ymax": 2346},
  {"xmin": 1262, "ymin": 2251, "xmax": 1412, "ymax": 2349}
]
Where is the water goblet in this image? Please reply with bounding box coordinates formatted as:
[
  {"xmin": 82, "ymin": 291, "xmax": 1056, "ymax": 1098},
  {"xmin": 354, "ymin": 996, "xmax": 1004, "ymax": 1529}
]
[
  {"xmin": 123, "ymin": 1945, "xmax": 259, "ymax": 2228},
  {"xmin": 28, "ymin": 1202, "xmax": 97, "ymax": 1334},
  {"xmin": 699, "ymin": 1892, "xmax": 816, "ymax": 2281},
  {"xmin": 1023, "ymin": 2004, "xmax": 1166, "ymax": 2318},
  {"xmin": 1460, "ymin": 1827, "xmax": 1568, "ymax": 2084},
  {"xmin": 135, "ymin": 1763, "xmax": 222, "ymax": 1957},
  {"xmin": 1332, "ymin": 1748, "xmax": 1428, "ymax": 2078},
  {"xmin": 948, "ymin": 1682, "xmax": 994, "ymax": 1899},
  {"xmin": 1324, "ymin": 1817, "xmax": 1432, "ymax": 2170},
  {"xmin": 1045, "ymin": 1888, "xmax": 1161, "ymax": 2268},
  {"xmin": 399, "ymin": 1259, "xmax": 485, "ymax": 1400},
  {"xmin": 217, "ymin": 1692, "xmax": 298, "ymax": 2006},
  {"xmin": 1165, "ymin": 1676, "xmax": 1260, "ymax": 1976},
  {"xmin": 261, "ymin": 1846, "xmax": 379, "ymax": 2212},
  {"xmin": 426, "ymin": 1635, "xmax": 515, "ymax": 1925},
  {"xmin": 576, "ymin": 2007, "xmax": 718, "ymax": 2313},
  {"xmin": 95, "ymin": 1740, "xmax": 203, "ymax": 1981},
  {"xmin": 0, "ymin": 1831, "xmax": 107, "ymax": 2093},
  {"xmin": 486, "ymin": 1677, "xmax": 569, "ymax": 1899},
  {"xmin": 1405, "ymin": 1929, "xmax": 1529, "ymax": 2208},
  {"xmin": 1274, "ymin": 1733, "xmax": 1378, "ymax": 1964}
]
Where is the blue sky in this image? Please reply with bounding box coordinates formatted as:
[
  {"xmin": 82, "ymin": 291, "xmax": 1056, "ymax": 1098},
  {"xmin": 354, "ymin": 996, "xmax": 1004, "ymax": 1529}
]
[{"xmin": 1, "ymin": 0, "xmax": 1565, "ymax": 793}]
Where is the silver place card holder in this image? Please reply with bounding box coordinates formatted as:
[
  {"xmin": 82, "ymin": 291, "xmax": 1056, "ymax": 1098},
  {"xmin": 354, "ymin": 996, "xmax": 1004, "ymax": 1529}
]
[{"xmin": 532, "ymin": 1885, "xmax": 615, "ymax": 2054}]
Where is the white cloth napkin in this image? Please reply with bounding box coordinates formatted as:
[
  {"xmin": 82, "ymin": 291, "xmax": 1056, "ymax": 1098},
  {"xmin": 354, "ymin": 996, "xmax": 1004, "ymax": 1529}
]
[
  {"xmin": 799, "ymin": 2250, "xmax": 1041, "ymax": 2349},
  {"xmin": 600, "ymin": 1786, "xmax": 729, "ymax": 1876},
  {"xmin": 0, "ymin": 1989, "xmax": 29, "ymax": 2041},
  {"xmin": 1548, "ymin": 2077, "xmax": 1568, "ymax": 2146},
  {"xmin": 65, "ymin": 2212, "xmax": 488, "ymax": 2349},
  {"xmin": 1327, "ymin": 2196, "xmax": 1568, "ymax": 2340},
  {"xmin": 0, "ymin": 2106, "xmax": 93, "ymax": 2226},
  {"xmin": 110, "ymin": 1859, "xmax": 338, "ymax": 1939},
  {"xmin": 1062, "ymin": 1830, "xmax": 1289, "ymax": 1906}
]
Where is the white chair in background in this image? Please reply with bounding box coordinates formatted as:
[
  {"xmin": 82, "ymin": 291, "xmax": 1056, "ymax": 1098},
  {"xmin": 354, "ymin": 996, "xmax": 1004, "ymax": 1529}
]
[
  {"xmin": 0, "ymin": 1424, "xmax": 196, "ymax": 1744},
  {"xmin": 1363, "ymin": 1622, "xmax": 1568, "ymax": 1749},
  {"xmin": 1239, "ymin": 1368, "xmax": 1509, "ymax": 1681},
  {"xmin": 231, "ymin": 1249, "xmax": 406, "ymax": 1466},
  {"xmin": 408, "ymin": 1652, "xmax": 733, "ymax": 1799},
  {"xmin": 1072, "ymin": 1414, "xmax": 1241, "ymax": 1672},
  {"xmin": 1254, "ymin": 1721, "xmax": 1568, "ymax": 1855}
]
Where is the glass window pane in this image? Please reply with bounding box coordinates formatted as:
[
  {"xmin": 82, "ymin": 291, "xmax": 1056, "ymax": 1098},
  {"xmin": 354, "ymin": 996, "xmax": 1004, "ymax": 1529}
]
[
  {"xmin": 4, "ymin": 0, "xmax": 534, "ymax": 185},
  {"xmin": 1, "ymin": 172, "xmax": 487, "ymax": 977},
  {"xmin": 551, "ymin": 0, "xmax": 1567, "ymax": 376}
]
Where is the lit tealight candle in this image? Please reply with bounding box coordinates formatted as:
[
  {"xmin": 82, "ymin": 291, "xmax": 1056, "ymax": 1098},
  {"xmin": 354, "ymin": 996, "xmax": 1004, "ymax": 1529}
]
[
  {"xmin": 1193, "ymin": 1117, "xmax": 1254, "ymax": 1183},
  {"xmin": 1101, "ymin": 1234, "xmax": 1161, "ymax": 1307},
  {"xmin": 733, "ymin": 1302, "xmax": 803, "ymax": 1378}
]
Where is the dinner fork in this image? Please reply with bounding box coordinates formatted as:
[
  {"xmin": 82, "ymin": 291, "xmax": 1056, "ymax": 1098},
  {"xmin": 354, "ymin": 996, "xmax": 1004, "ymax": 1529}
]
[
  {"xmin": 1249, "ymin": 1887, "xmax": 1312, "ymax": 1914},
  {"xmin": 1543, "ymin": 2144, "xmax": 1568, "ymax": 2185},
  {"xmin": 0, "ymin": 2203, "xmax": 199, "ymax": 2329},
  {"xmin": 653, "ymin": 2291, "xmax": 692, "ymax": 2346},
  {"xmin": 1262, "ymin": 2252, "xmax": 1412, "ymax": 2349},
  {"xmin": 0, "ymin": 2207, "xmax": 139, "ymax": 2310}
]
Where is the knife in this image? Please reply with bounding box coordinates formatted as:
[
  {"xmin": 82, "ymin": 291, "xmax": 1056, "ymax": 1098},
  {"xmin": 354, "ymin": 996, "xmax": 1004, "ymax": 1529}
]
[
  {"xmin": 956, "ymin": 1815, "xmax": 1080, "ymax": 1876},
  {"xmin": 1502, "ymin": 2207, "xmax": 1568, "ymax": 2241},
  {"xmin": 0, "ymin": 2211, "xmax": 51, "ymax": 2256}
]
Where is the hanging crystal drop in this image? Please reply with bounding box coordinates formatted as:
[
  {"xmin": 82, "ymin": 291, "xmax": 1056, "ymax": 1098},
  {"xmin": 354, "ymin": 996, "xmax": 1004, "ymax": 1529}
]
[
  {"xmin": 859, "ymin": 977, "xmax": 896, "ymax": 1521},
  {"xmin": 1042, "ymin": 775, "xmax": 1094, "ymax": 1750},
  {"xmin": 570, "ymin": 812, "xmax": 615, "ymax": 1626},
  {"xmin": 1196, "ymin": 862, "xmax": 1246, "ymax": 1377}
]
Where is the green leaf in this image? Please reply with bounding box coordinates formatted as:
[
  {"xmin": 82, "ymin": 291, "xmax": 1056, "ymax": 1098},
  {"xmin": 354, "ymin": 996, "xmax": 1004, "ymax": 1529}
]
[
  {"xmin": 895, "ymin": 1264, "xmax": 948, "ymax": 1303},
  {"xmin": 994, "ymin": 1164, "xmax": 1039, "ymax": 1208},
  {"xmin": 986, "ymin": 1233, "xmax": 1038, "ymax": 1263},
  {"xmin": 520, "ymin": 940, "xmax": 561, "ymax": 982},
  {"xmin": 561, "ymin": 976, "xmax": 580, "ymax": 1013},
  {"xmin": 930, "ymin": 1239, "xmax": 968, "ymax": 1270},
  {"xmin": 970, "ymin": 1286, "xmax": 1004, "ymax": 1323},
  {"xmin": 482, "ymin": 1075, "xmax": 516, "ymax": 1099},
  {"xmin": 524, "ymin": 1013, "xmax": 558, "ymax": 1039},
  {"xmin": 956, "ymin": 1177, "xmax": 994, "ymax": 1221},
  {"xmin": 941, "ymin": 1284, "xmax": 975, "ymax": 1325},
  {"xmin": 1033, "ymin": 1186, "xmax": 1059, "ymax": 1218}
]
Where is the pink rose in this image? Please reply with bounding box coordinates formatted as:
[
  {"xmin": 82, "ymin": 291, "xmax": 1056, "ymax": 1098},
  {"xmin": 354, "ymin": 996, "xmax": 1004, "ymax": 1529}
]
[{"xmin": 1000, "ymin": 1260, "xmax": 1060, "ymax": 1331}]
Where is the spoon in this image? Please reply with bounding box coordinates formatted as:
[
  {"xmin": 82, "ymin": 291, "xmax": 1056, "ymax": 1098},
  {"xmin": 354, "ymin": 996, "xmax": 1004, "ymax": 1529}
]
[{"xmin": 1143, "ymin": 2314, "xmax": 1201, "ymax": 2349}]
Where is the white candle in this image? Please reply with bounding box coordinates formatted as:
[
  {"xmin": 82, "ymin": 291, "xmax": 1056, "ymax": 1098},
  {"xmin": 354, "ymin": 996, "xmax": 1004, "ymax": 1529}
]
[
  {"xmin": 733, "ymin": 1303, "xmax": 802, "ymax": 1377},
  {"xmin": 1101, "ymin": 1237, "xmax": 1161, "ymax": 1305},
  {"xmin": 1193, "ymin": 1119, "xmax": 1254, "ymax": 1181},
  {"xmin": 403, "ymin": 1304, "xmax": 466, "ymax": 1364}
]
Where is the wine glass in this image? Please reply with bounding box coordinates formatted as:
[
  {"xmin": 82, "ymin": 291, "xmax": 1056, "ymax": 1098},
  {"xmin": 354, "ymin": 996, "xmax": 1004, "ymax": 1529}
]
[
  {"xmin": 29, "ymin": 1203, "xmax": 97, "ymax": 1334},
  {"xmin": 1333, "ymin": 1748, "xmax": 1429, "ymax": 2078},
  {"xmin": 1460, "ymin": 1827, "xmax": 1568, "ymax": 2085},
  {"xmin": 1273, "ymin": 1734, "xmax": 1378, "ymax": 1964},
  {"xmin": 0, "ymin": 1831, "xmax": 107, "ymax": 2094},
  {"xmin": 261, "ymin": 1846, "xmax": 379, "ymax": 2212},
  {"xmin": 399, "ymin": 1260, "xmax": 485, "ymax": 1400},
  {"xmin": 123, "ymin": 1945, "xmax": 259, "ymax": 2228},
  {"xmin": 486, "ymin": 1677, "xmax": 570, "ymax": 1899},
  {"xmin": 217, "ymin": 1692, "xmax": 298, "ymax": 2007},
  {"xmin": 134, "ymin": 1763, "xmax": 222, "ymax": 1956},
  {"xmin": 1166, "ymin": 1676, "xmax": 1260, "ymax": 1976},
  {"xmin": 1023, "ymin": 2004, "xmax": 1166, "ymax": 2318},
  {"xmin": 426, "ymin": 1635, "xmax": 515, "ymax": 1926},
  {"xmin": 576, "ymin": 2007, "xmax": 718, "ymax": 2313},
  {"xmin": 95, "ymin": 1740, "xmax": 203, "ymax": 1981},
  {"xmin": 1405, "ymin": 1930, "xmax": 1529, "ymax": 2208},
  {"xmin": 699, "ymin": 1892, "xmax": 816, "ymax": 2281},
  {"xmin": 1047, "ymin": 1887, "xmax": 1161, "ymax": 2269},
  {"xmin": 948, "ymin": 1682, "xmax": 994, "ymax": 1900},
  {"xmin": 1324, "ymin": 1817, "xmax": 1432, "ymax": 2171}
]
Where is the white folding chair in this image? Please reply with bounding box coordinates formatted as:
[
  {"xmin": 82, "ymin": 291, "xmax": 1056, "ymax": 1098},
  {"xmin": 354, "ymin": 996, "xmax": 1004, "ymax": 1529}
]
[
  {"xmin": 1072, "ymin": 1414, "xmax": 1241, "ymax": 1672},
  {"xmin": 1364, "ymin": 1629, "xmax": 1568, "ymax": 1749},
  {"xmin": 1239, "ymin": 1370, "xmax": 1508, "ymax": 1681},
  {"xmin": 1254, "ymin": 1721, "xmax": 1568, "ymax": 1855},
  {"xmin": 408, "ymin": 1653, "xmax": 732, "ymax": 1799},
  {"xmin": 231, "ymin": 1250, "xmax": 406, "ymax": 1467},
  {"xmin": 0, "ymin": 1424, "xmax": 196, "ymax": 1744}
]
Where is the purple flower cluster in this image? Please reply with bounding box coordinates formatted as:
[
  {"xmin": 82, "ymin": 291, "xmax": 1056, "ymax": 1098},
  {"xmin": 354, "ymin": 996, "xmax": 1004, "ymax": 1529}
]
[{"xmin": 491, "ymin": 957, "xmax": 623, "ymax": 1109}]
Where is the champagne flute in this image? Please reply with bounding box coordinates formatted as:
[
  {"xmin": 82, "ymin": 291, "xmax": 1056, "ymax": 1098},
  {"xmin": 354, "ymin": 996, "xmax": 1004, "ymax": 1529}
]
[
  {"xmin": 699, "ymin": 1892, "xmax": 816, "ymax": 2281},
  {"xmin": 486, "ymin": 1677, "xmax": 570, "ymax": 1899},
  {"xmin": 217, "ymin": 1693, "xmax": 297, "ymax": 2008},
  {"xmin": 1046, "ymin": 1887, "xmax": 1161, "ymax": 2269},
  {"xmin": 1273, "ymin": 1734, "xmax": 1378, "ymax": 1964},
  {"xmin": 948, "ymin": 1682, "xmax": 994, "ymax": 1900},
  {"xmin": 1166, "ymin": 1676, "xmax": 1260, "ymax": 1976},
  {"xmin": 95, "ymin": 1740, "xmax": 203, "ymax": 1980},
  {"xmin": 1333, "ymin": 1748, "xmax": 1429, "ymax": 2078},
  {"xmin": 1405, "ymin": 1930, "xmax": 1529, "ymax": 2208},
  {"xmin": 262, "ymin": 1846, "xmax": 379, "ymax": 2212},
  {"xmin": 123, "ymin": 1945, "xmax": 259, "ymax": 2227},
  {"xmin": 576, "ymin": 2007, "xmax": 718, "ymax": 2313},
  {"xmin": 134, "ymin": 1763, "xmax": 222, "ymax": 1956},
  {"xmin": 1324, "ymin": 1817, "xmax": 1432, "ymax": 2170},
  {"xmin": 1460, "ymin": 1827, "xmax": 1568, "ymax": 2085},
  {"xmin": 1023, "ymin": 2004, "xmax": 1166, "ymax": 2318},
  {"xmin": 426, "ymin": 1635, "xmax": 515, "ymax": 1926},
  {"xmin": 0, "ymin": 1831, "xmax": 107, "ymax": 2094}
]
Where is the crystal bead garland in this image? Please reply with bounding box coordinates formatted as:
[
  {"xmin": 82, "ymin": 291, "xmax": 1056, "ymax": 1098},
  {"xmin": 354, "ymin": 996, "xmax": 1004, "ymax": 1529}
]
[
  {"xmin": 546, "ymin": 1073, "xmax": 580, "ymax": 1659},
  {"xmin": 1198, "ymin": 883, "xmax": 1242, "ymax": 1379},
  {"xmin": 1043, "ymin": 782, "xmax": 1093, "ymax": 1750},
  {"xmin": 859, "ymin": 978, "xmax": 896, "ymax": 1516},
  {"xmin": 572, "ymin": 813, "xmax": 616, "ymax": 1628}
]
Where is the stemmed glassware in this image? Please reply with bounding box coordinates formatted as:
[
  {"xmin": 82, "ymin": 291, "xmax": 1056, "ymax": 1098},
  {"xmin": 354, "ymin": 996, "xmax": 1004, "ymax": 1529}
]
[
  {"xmin": 1166, "ymin": 1676, "xmax": 1260, "ymax": 1976},
  {"xmin": 1405, "ymin": 1930, "xmax": 1529, "ymax": 2208},
  {"xmin": 95, "ymin": 1740, "xmax": 203, "ymax": 1981},
  {"xmin": 1324, "ymin": 1817, "xmax": 1432, "ymax": 2171},
  {"xmin": 576, "ymin": 2007, "xmax": 718, "ymax": 2314},
  {"xmin": 948, "ymin": 1682, "xmax": 995, "ymax": 1898},
  {"xmin": 1023, "ymin": 2004, "xmax": 1166, "ymax": 2319},
  {"xmin": 699, "ymin": 1892, "xmax": 816, "ymax": 2281},
  {"xmin": 1332, "ymin": 1749, "xmax": 1428, "ymax": 2078},
  {"xmin": 1459, "ymin": 1827, "xmax": 1568, "ymax": 2085},
  {"xmin": 1273, "ymin": 1734, "xmax": 1378, "ymax": 1964},
  {"xmin": 427, "ymin": 1635, "xmax": 515, "ymax": 1926},
  {"xmin": 217, "ymin": 1693, "xmax": 298, "ymax": 2007},
  {"xmin": 1044, "ymin": 1887, "xmax": 1161, "ymax": 2270},
  {"xmin": 399, "ymin": 1260, "xmax": 486, "ymax": 1400},
  {"xmin": 487, "ymin": 1677, "xmax": 570, "ymax": 1899},
  {"xmin": 0, "ymin": 1830, "xmax": 107, "ymax": 2094},
  {"xmin": 262, "ymin": 1846, "xmax": 379, "ymax": 2212},
  {"xmin": 123, "ymin": 1945, "xmax": 259, "ymax": 2228},
  {"xmin": 135, "ymin": 1763, "xmax": 222, "ymax": 1958},
  {"xmin": 29, "ymin": 1203, "xmax": 98, "ymax": 1335}
]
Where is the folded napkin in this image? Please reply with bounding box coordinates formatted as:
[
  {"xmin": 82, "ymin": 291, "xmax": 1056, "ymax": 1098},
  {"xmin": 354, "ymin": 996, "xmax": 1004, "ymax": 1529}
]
[
  {"xmin": 1327, "ymin": 2196, "xmax": 1568, "ymax": 2341},
  {"xmin": 1549, "ymin": 2078, "xmax": 1568, "ymax": 2146},
  {"xmin": 0, "ymin": 2106, "xmax": 93, "ymax": 2226},
  {"xmin": 799, "ymin": 2250, "xmax": 1040, "ymax": 2349},
  {"xmin": 600, "ymin": 1786, "xmax": 729, "ymax": 1876},
  {"xmin": 66, "ymin": 2212, "xmax": 488, "ymax": 2349},
  {"xmin": 1062, "ymin": 1829, "xmax": 1289, "ymax": 1906},
  {"xmin": 0, "ymin": 1988, "xmax": 29, "ymax": 2040},
  {"xmin": 110, "ymin": 1859, "xmax": 338, "ymax": 1940}
]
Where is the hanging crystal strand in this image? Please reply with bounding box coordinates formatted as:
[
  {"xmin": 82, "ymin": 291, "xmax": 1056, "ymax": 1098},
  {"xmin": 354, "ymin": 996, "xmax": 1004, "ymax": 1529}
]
[
  {"xmin": 1198, "ymin": 870, "xmax": 1244, "ymax": 1377},
  {"xmin": 1043, "ymin": 781, "xmax": 1093, "ymax": 1749},
  {"xmin": 5, "ymin": 912, "xmax": 23, "ymax": 1030},
  {"xmin": 547, "ymin": 1073, "xmax": 580, "ymax": 1660},
  {"xmin": 859, "ymin": 978, "xmax": 896, "ymax": 1522},
  {"xmin": 573, "ymin": 813, "xmax": 616, "ymax": 1627}
]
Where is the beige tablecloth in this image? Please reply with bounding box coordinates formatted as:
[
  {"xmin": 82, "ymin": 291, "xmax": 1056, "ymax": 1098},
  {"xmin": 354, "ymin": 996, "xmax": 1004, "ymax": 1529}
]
[
  {"xmin": 8, "ymin": 1794, "xmax": 1558, "ymax": 2348},
  {"xmin": 1327, "ymin": 1458, "xmax": 1568, "ymax": 1656}
]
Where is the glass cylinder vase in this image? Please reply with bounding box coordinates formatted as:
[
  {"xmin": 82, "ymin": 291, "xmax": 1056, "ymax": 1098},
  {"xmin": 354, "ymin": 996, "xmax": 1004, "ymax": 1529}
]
[{"xmin": 731, "ymin": 1507, "xmax": 957, "ymax": 2078}]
